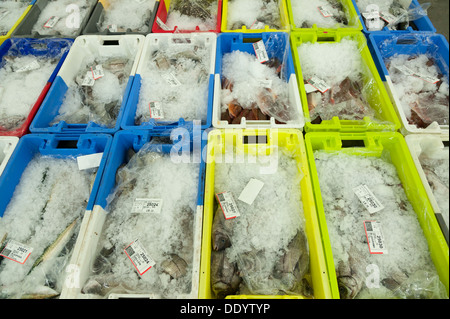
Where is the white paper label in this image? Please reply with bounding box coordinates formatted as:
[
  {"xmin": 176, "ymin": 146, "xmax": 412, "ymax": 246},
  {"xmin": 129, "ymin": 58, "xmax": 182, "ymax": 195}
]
[
  {"xmin": 250, "ymin": 20, "xmax": 265, "ymax": 29},
  {"xmin": 307, "ymin": 76, "xmax": 330, "ymax": 93},
  {"xmin": 44, "ymin": 16, "xmax": 60, "ymax": 28},
  {"xmin": 379, "ymin": 11, "xmax": 398, "ymax": 25},
  {"xmin": 0, "ymin": 240, "xmax": 33, "ymax": 264},
  {"xmin": 15, "ymin": 60, "xmax": 40, "ymax": 73},
  {"xmin": 364, "ymin": 221, "xmax": 388, "ymax": 254},
  {"xmin": 304, "ymin": 83, "xmax": 318, "ymax": 94},
  {"xmin": 253, "ymin": 40, "xmax": 269, "ymax": 64},
  {"xmin": 395, "ymin": 65, "xmax": 440, "ymax": 84},
  {"xmin": 156, "ymin": 17, "xmax": 171, "ymax": 30},
  {"xmin": 149, "ymin": 101, "xmax": 164, "ymax": 119},
  {"xmin": 216, "ymin": 191, "xmax": 241, "ymax": 220},
  {"xmin": 77, "ymin": 153, "xmax": 103, "ymax": 170},
  {"xmin": 238, "ymin": 179, "xmax": 264, "ymax": 205},
  {"xmin": 162, "ymin": 73, "xmax": 181, "ymax": 87},
  {"xmin": 132, "ymin": 198, "xmax": 163, "ymax": 214},
  {"xmin": 353, "ymin": 184, "xmax": 384, "ymax": 214},
  {"xmin": 91, "ymin": 65, "xmax": 105, "ymax": 80},
  {"xmin": 124, "ymin": 239, "xmax": 155, "ymax": 276},
  {"xmin": 318, "ymin": 6, "xmax": 333, "ymax": 18},
  {"xmin": 82, "ymin": 71, "xmax": 95, "ymax": 87}
]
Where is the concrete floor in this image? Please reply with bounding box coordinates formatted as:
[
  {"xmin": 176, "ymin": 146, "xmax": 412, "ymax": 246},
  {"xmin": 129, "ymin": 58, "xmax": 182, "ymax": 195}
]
[{"xmin": 418, "ymin": 0, "xmax": 449, "ymax": 41}]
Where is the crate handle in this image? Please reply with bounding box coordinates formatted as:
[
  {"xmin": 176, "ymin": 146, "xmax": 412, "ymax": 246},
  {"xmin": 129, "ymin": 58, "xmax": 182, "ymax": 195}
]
[
  {"xmin": 56, "ymin": 140, "xmax": 79, "ymax": 149},
  {"xmin": 102, "ymin": 40, "xmax": 120, "ymax": 46},
  {"xmin": 443, "ymin": 141, "xmax": 449, "ymax": 148},
  {"xmin": 243, "ymin": 136, "xmax": 268, "ymax": 145},
  {"xmin": 341, "ymin": 140, "xmax": 365, "ymax": 148},
  {"xmin": 243, "ymin": 38, "xmax": 262, "ymax": 43},
  {"xmin": 396, "ymin": 38, "xmax": 418, "ymax": 45}
]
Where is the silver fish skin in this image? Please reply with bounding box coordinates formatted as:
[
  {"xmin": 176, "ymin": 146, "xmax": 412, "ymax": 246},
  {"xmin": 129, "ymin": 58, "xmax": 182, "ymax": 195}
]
[
  {"xmin": 212, "ymin": 207, "xmax": 234, "ymax": 251},
  {"xmin": 211, "ymin": 250, "xmax": 241, "ymax": 299}
]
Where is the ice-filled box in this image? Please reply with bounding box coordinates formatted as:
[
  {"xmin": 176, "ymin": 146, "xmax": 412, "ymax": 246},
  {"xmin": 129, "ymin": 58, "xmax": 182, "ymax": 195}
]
[
  {"xmin": 30, "ymin": 35, "xmax": 145, "ymax": 135},
  {"xmin": 61, "ymin": 128, "xmax": 207, "ymax": 299},
  {"xmin": 213, "ymin": 32, "xmax": 304, "ymax": 129},
  {"xmin": 221, "ymin": 0, "xmax": 289, "ymax": 33},
  {"xmin": 305, "ymin": 131, "xmax": 449, "ymax": 299},
  {"xmin": 286, "ymin": 0, "xmax": 362, "ymax": 32},
  {"xmin": 291, "ymin": 30, "xmax": 400, "ymax": 132},
  {"xmin": 121, "ymin": 32, "xmax": 216, "ymax": 131},
  {"xmin": 11, "ymin": 0, "xmax": 97, "ymax": 38},
  {"xmin": 368, "ymin": 32, "xmax": 449, "ymax": 135},
  {"xmin": 405, "ymin": 134, "xmax": 449, "ymax": 245},
  {"xmin": 352, "ymin": 0, "xmax": 436, "ymax": 33},
  {"xmin": 83, "ymin": 0, "xmax": 159, "ymax": 35},
  {"xmin": 0, "ymin": 0, "xmax": 34, "ymax": 47},
  {"xmin": 0, "ymin": 38, "xmax": 73, "ymax": 137},
  {"xmin": 152, "ymin": 0, "xmax": 222, "ymax": 33},
  {"xmin": 0, "ymin": 136, "xmax": 18, "ymax": 177},
  {"xmin": 199, "ymin": 129, "xmax": 331, "ymax": 299},
  {"xmin": 0, "ymin": 133, "xmax": 112, "ymax": 299}
]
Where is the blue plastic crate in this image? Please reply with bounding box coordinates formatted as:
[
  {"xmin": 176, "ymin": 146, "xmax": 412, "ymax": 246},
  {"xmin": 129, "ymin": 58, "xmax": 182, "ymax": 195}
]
[
  {"xmin": 29, "ymin": 35, "xmax": 145, "ymax": 135},
  {"xmin": 0, "ymin": 134, "xmax": 113, "ymax": 217},
  {"xmin": 368, "ymin": 32, "xmax": 449, "ymax": 81},
  {"xmin": 121, "ymin": 33, "xmax": 217, "ymax": 132},
  {"xmin": 353, "ymin": 0, "xmax": 436, "ymax": 33},
  {"xmin": 94, "ymin": 127, "xmax": 206, "ymax": 210}
]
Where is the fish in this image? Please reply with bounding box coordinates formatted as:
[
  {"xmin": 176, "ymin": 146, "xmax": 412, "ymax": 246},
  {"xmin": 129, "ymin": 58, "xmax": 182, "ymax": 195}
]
[
  {"xmin": 27, "ymin": 217, "xmax": 79, "ymax": 276},
  {"xmin": 335, "ymin": 249, "xmax": 366, "ymax": 299},
  {"xmin": 20, "ymin": 286, "xmax": 60, "ymax": 299},
  {"xmin": 212, "ymin": 207, "xmax": 234, "ymax": 251},
  {"xmin": 160, "ymin": 254, "xmax": 188, "ymax": 279},
  {"xmin": 211, "ymin": 250, "xmax": 242, "ymax": 299},
  {"xmin": 423, "ymin": 166, "xmax": 449, "ymax": 194},
  {"xmin": 171, "ymin": 0, "xmax": 215, "ymax": 21}
]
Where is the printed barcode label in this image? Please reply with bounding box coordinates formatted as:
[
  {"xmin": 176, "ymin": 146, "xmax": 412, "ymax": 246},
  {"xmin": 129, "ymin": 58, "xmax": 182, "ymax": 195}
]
[
  {"xmin": 353, "ymin": 184, "xmax": 384, "ymax": 214},
  {"xmin": 82, "ymin": 71, "xmax": 95, "ymax": 87},
  {"xmin": 318, "ymin": 6, "xmax": 333, "ymax": 17},
  {"xmin": 250, "ymin": 20, "xmax": 265, "ymax": 29},
  {"xmin": 253, "ymin": 40, "xmax": 269, "ymax": 64},
  {"xmin": 395, "ymin": 65, "xmax": 439, "ymax": 84},
  {"xmin": 0, "ymin": 240, "xmax": 33, "ymax": 264},
  {"xmin": 91, "ymin": 65, "xmax": 105, "ymax": 80},
  {"xmin": 379, "ymin": 11, "xmax": 398, "ymax": 24},
  {"xmin": 15, "ymin": 60, "xmax": 41, "ymax": 73},
  {"xmin": 156, "ymin": 17, "xmax": 171, "ymax": 30},
  {"xmin": 132, "ymin": 198, "xmax": 163, "ymax": 214},
  {"xmin": 162, "ymin": 73, "xmax": 181, "ymax": 87},
  {"xmin": 364, "ymin": 221, "xmax": 388, "ymax": 254},
  {"xmin": 124, "ymin": 239, "xmax": 155, "ymax": 276},
  {"xmin": 216, "ymin": 191, "xmax": 241, "ymax": 220},
  {"xmin": 149, "ymin": 102, "xmax": 164, "ymax": 119},
  {"xmin": 44, "ymin": 16, "xmax": 60, "ymax": 28},
  {"xmin": 307, "ymin": 76, "xmax": 330, "ymax": 93}
]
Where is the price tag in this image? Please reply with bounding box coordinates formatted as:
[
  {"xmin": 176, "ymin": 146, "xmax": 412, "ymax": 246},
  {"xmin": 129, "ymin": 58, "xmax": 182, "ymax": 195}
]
[
  {"xmin": 149, "ymin": 101, "xmax": 164, "ymax": 119},
  {"xmin": 162, "ymin": 73, "xmax": 181, "ymax": 87},
  {"xmin": 0, "ymin": 240, "xmax": 33, "ymax": 264},
  {"xmin": 353, "ymin": 184, "xmax": 384, "ymax": 214},
  {"xmin": 216, "ymin": 191, "xmax": 241, "ymax": 220},
  {"xmin": 379, "ymin": 11, "xmax": 398, "ymax": 25},
  {"xmin": 124, "ymin": 239, "xmax": 155, "ymax": 276},
  {"xmin": 15, "ymin": 60, "xmax": 40, "ymax": 73},
  {"xmin": 250, "ymin": 20, "xmax": 265, "ymax": 29},
  {"xmin": 132, "ymin": 198, "xmax": 163, "ymax": 214},
  {"xmin": 82, "ymin": 71, "xmax": 95, "ymax": 87},
  {"xmin": 91, "ymin": 65, "xmax": 105, "ymax": 80},
  {"xmin": 44, "ymin": 16, "xmax": 60, "ymax": 28},
  {"xmin": 253, "ymin": 40, "xmax": 269, "ymax": 64},
  {"xmin": 395, "ymin": 65, "xmax": 440, "ymax": 84},
  {"xmin": 364, "ymin": 221, "xmax": 388, "ymax": 254},
  {"xmin": 307, "ymin": 76, "xmax": 330, "ymax": 93},
  {"xmin": 238, "ymin": 179, "xmax": 264, "ymax": 205},
  {"xmin": 318, "ymin": 6, "xmax": 333, "ymax": 18},
  {"xmin": 77, "ymin": 153, "xmax": 104, "ymax": 171}
]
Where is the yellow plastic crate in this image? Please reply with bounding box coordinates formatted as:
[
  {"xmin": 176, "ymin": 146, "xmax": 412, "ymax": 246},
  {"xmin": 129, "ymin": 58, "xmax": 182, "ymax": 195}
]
[
  {"xmin": 0, "ymin": 3, "xmax": 32, "ymax": 47},
  {"xmin": 221, "ymin": 0, "xmax": 290, "ymax": 33},
  {"xmin": 290, "ymin": 30, "xmax": 401, "ymax": 133},
  {"xmin": 305, "ymin": 131, "xmax": 449, "ymax": 299},
  {"xmin": 199, "ymin": 128, "xmax": 332, "ymax": 299}
]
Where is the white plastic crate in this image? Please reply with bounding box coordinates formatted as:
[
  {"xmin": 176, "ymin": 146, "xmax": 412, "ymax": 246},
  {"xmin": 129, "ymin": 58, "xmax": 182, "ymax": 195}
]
[{"xmin": 0, "ymin": 136, "xmax": 19, "ymax": 177}]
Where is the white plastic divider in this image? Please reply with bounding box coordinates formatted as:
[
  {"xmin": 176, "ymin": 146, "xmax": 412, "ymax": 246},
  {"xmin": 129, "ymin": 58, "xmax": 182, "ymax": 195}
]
[
  {"xmin": 384, "ymin": 75, "xmax": 449, "ymax": 136},
  {"xmin": 405, "ymin": 133, "xmax": 449, "ymax": 244},
  {"xmin": 0, "ymin": 137, "xmax": 19, "ymax": 177}
]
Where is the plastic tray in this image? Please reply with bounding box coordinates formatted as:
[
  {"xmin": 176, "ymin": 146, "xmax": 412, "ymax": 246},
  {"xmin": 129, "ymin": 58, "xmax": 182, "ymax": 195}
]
[
  {"xmin": 305, "ymin": 131, "xmax": 449, "ymax": 299},
  {"xmin": 286, "ymin": 0, "xmax": 362, "ymax": 32},
  {"xmin": 29, "ymin": 35, "xmax": 145, "ymax": 135},
  {"xmin": 11, "ymin": 0, "xmax": 97, "ymax": 38},
  {"xmin": 0, "ymin": 0, "xmax": 34, "ymax": 47},
  {"xmin": 368, "ymin": 32, "xmax": 449, "ymax": 135},
  {"xmin": 121, "ymin": 32, "xmax": 217, "ymax": 131},
  {"xmin": 0, "ymin": 136, "xmax": 19, "ymax": 177},
  {"xmin": 212, "ymin": 32, "xmax": 304, "ymax": 129},
  {"xmin": 290, "ymin": 30, "xmax": 400, "ymax": 132},
  {"xmin": 352, "ymin": 0, "xmax": 436, "ymax": 33},
  {"xmin": 151, "ymin": 0, "xmax": 222, "ymax": 33},
  {"xmin": 221, "ymin": 0, "xmax": 289, "ymax": 33},
  {"xmin": 0, "ymin": 38, "xmax": 73, "ymax": 137},
  {"xmin": 83, "ymin": 0, "xmax": 159, "ymax": 35},
  {"xmin": 198, "ymin": 128, "xmax": 331, "ymax": 299},
  {"xmin": 405, "ymin": 134, "xmax": 449, "ymax": 245},
  {"xmin": 61, "ymin": 128, "xmax": 207, "ymax": 299}
]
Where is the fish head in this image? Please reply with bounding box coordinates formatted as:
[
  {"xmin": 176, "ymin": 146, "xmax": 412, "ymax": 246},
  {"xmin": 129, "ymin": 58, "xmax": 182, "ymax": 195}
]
[
  {"xmin": 338, "ymin": 275, "xmax": 360, "ymax": 299},
  {"xmin": 212, "ymin": 230, "xmax": 232, "ymax": 251}
]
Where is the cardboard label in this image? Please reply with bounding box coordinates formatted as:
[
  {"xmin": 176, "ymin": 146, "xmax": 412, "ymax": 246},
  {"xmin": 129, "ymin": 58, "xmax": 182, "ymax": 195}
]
[
  {"xmin": 0, "ymin": 240, "xmax": 33, "ymax": 264},
  {"xmin": 238, "ymin": 179, "xmax": 264, "ymax": 205},
  {"xmin": 216, "ymin": 191, "xmax": 241, "ymax": 220},
  {"xmin": 149, "ymin": 101, "xmax": 164, "ymax": 119},
  {"xmin": 77, "ymin": 153, "xmax": 104, "ymax": 171},
  {"xmin": 253, "ymin": 40, "xmax": 269, "ymax": 64},
  {"xmin": 307, "ymin": 76, "xmax": 330, "ymax": 93},
  {"xmin": 124, "ymin": 239, "xmax": 155, "ymax": 276},
  {"xmin": 44, "ymin": 16, "xmax": 60, "ymax": 28},
  {"xmin": 364, "ymin": 221, "xmax": 388, "ymax": 254},
  {"xmin": 353, "ymin": 184, "xmax": 384, "ymax": 214},
  {"xmin": 132, "ymin": 198, "xmax": 163, "ymax": 214}
]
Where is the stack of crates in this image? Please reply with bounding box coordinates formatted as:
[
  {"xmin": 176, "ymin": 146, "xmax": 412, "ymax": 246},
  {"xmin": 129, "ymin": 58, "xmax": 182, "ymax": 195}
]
[{"xmin": 0, "ymin": 0, "xmax": 448, "ymax": 301}]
